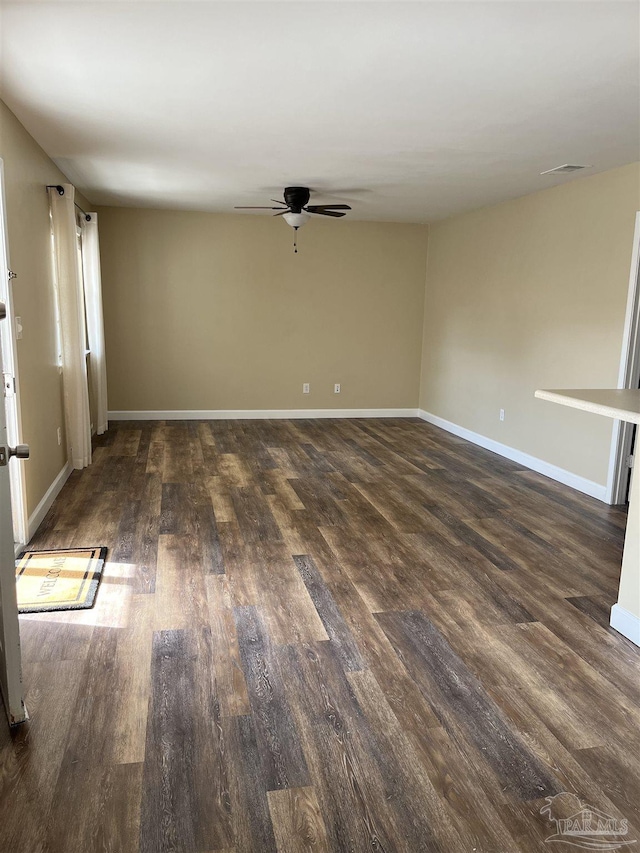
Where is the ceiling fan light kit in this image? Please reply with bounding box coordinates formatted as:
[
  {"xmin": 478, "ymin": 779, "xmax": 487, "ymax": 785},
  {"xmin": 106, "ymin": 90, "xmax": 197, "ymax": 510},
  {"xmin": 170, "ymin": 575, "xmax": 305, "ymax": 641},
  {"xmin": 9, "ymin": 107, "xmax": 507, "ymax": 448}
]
[
  {"xmin": 234, "ymin": 186, "xmax": 351, "ymax": 253},
  {"xmin": 282, "ymin": 212, "xmax": 310, "ymax": 228}
]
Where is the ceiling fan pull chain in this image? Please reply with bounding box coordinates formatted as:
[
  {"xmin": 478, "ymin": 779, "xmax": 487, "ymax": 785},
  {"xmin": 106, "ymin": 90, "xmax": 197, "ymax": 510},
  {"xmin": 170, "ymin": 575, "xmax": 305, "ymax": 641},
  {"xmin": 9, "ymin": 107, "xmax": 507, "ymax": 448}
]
[{"xmin": 293, "ymin": 228, "xmax": 298, "ymax": 254}]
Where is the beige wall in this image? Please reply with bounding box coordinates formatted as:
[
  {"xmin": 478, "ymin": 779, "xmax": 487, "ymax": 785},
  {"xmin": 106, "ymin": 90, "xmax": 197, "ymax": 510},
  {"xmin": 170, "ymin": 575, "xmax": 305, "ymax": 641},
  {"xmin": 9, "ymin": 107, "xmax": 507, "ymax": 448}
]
[
  {"xmin": 98, "ymin": 208, "xmax": 428, "ymax": 412},
  {"xmin": 0, "ymin": 100, "xmax": 90, "ymax": 517},
  {"xmin": 419, "ymin": 163, "xmax": 640, "ymax": 487}
]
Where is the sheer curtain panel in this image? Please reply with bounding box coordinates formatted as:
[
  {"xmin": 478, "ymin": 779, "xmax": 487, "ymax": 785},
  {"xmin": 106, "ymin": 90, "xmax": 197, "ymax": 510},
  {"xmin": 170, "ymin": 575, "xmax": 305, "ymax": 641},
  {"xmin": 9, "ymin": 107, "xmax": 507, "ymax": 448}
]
[
  {"xmin": 81, "ymin": 213, "xmax": 108, "ymax": 435},
  {"xmin": 48, "ymin": 183, "xmax": 92, "ymax": 469}
]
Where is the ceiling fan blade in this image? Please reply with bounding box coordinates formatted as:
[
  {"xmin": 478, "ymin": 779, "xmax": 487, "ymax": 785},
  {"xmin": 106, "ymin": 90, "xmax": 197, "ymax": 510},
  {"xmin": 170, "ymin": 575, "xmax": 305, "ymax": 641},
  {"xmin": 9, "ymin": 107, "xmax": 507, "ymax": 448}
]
[
  {"xmin": 270, "ymin": 199, "xmax": 287, "ymax": 206},
  {"xmin": 306, "ymin": 204, "xmax": 351, "ymax": 211},
  {"xmin": 307, "ymin": 209, "xmax": 346, "ymax": 218},
  {"xmin": 234, "ymin": 206, "xmax": 286, "ymax": 209},
  {"xmin": 273, "ymin": 210, "xmax": 288, "ymax": 216}
]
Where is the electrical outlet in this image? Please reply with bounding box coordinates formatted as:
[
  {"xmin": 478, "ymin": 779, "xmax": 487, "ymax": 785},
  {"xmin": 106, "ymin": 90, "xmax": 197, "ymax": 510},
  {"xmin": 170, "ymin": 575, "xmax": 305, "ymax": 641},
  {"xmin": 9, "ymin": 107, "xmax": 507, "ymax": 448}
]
[
  {"xmin": 499, "ymin": 409, "xmax": 505, "ymax": 422},
  {"xmin": 15, "ymin": 316, "xmax": 23, "ymax": 340},
  {"xmin": 334, "ymin": 383, "xmax": 341, "ymax": 394},
  {"xmin": 57, "ymin": 426, "xmax": 62, "ymax": 445},
  {"xmin": 303, "ymin": 383, "xmax": 310, "ymax": 394}
]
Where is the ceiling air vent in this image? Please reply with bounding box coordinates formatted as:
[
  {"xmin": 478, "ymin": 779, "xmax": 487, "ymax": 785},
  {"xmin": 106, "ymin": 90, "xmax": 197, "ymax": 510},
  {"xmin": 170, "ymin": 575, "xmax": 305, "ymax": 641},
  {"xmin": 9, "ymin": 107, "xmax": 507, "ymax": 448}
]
[{"xmin": 540, "ymin": 164, "xmax": 591, "ymax": 175}]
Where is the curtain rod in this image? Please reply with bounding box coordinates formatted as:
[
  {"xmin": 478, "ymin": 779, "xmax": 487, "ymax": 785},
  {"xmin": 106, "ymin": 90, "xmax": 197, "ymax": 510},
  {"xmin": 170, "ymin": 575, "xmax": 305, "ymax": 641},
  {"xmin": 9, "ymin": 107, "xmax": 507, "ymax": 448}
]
[{"xmin": 46, "ymin": 185, "xmax": 92, "ymax": 221}]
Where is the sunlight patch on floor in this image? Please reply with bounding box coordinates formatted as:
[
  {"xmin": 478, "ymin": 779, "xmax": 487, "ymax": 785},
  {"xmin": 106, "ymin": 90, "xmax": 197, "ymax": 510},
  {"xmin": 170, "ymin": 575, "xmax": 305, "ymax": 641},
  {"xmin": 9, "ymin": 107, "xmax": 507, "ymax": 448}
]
[{"xmin": 18, "ymin": 561, "xmax": 140, "ymax": 629}]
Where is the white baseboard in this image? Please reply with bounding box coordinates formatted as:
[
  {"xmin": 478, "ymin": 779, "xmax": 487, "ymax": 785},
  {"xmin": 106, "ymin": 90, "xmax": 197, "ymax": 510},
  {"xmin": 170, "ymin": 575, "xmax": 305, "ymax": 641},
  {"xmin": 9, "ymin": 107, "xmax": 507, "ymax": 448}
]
[
  {"xmin": 108, "ymin": 408, "xmax": 419, "ymax": 421},
  {"xmin": 417, "ymin": 409, "xmax": 608, "ymax": 503},
  {"xmin": 26, "ymin": 461, "xmax": 72, "ymax": 544},
  {"xmin": 610, "ymin": 604, "xmax": 640, "ymax": 646}
]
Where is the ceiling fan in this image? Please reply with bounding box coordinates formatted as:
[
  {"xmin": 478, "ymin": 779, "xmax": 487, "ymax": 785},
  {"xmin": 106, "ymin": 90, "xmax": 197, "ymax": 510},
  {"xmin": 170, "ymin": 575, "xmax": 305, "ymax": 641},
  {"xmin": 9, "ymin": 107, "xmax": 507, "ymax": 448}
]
[{"xmin": 234, "ymin": 186, "xmax": 351, "ymax": 252}]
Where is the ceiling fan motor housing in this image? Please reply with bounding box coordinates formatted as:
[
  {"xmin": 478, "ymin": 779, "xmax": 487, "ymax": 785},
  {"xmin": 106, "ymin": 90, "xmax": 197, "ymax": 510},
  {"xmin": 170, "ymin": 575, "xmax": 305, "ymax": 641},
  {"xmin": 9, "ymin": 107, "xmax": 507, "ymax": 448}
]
[{"xmin": 284, "ymin": 186, "xmax": 311, "ymax": 213}]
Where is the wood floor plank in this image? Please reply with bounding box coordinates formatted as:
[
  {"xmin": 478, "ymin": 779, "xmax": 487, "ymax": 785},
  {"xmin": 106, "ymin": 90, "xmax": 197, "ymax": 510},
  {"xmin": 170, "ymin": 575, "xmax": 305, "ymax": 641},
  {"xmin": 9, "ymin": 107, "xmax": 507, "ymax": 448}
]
[
  {"xmin": 292, "ymin": 554, "xmax": 365, "ymax": 671},
  {"xmin": 129, "ymin": 472, "xmax": 162, "ymax": 593},
  {"xmin": 60, "ymin": 625, "xmax": 121, "ymax": 767},
  {"xmin": 280, "ymin": 639, "xmax": 453, "ymax": 852},
  {"xmin": 565, "ymin": 594, "xmax": 612, "ymax": 629},
  {"xmin": 111, "ymin": 428, "xmax": 142, "ymax": 457},
  {"xmin": 346, "ymin": 668, "xmax": 478, "ymax": 852},
  {"xmin": 109, "ymin": 593, "xmax": 155, "ymax": 764},
  {"xmin": 48, "ymin": 761, "xmax": 143, "ymax": 853},
  {"xmin": 405, "ymin": 722, "xmax": 521, "ymax": 852},
  {"xmin": 207, "ymin": 475, "xmax": 238, "ymax": 523},
  {"xmin": 139, "ymin": 629, "xmax": 233, "ymax": 853},
  {"xmin": 250, "ymin": 545, "xmax": 328, "ymax": 646},
  {"xmin": 161, "ymin": 429, "xmax": 194, "ymax": 484},
  {"xmin": 277, "ymin": 641, "xmax": 400, "ymax": 852},
  {"xmin": 484, "ymin": 683, "xmax": 640, "ymax": 840},
  {"xmin": 233, "ymin": 606, "xmax": 310, "ymax": 791},
  {"xmin": 113, "ymin": 473, "xmax": 161, "ymax": 593},
  {"xmin": 222, "ymin": 715, "xmax": 279, "ymax": 853},
  {"xmin": 376, "ymin": 609, "xmax": 562, "ymax": 801},
  {"xmin": 507, "ymin": 621, "xmax": 640, "ymax": 754},
  {"xmin": 464, "ymin": 558, "xmax": 640, "ymax": 706},
  {"xmin": 267, "ymin": 787, "xmax": 330, "ymax": 853},
  {"xmin": 191, "ymin": 479, "xmax": 225, "ymax": 573},
  {"xmin": 230, "ymin": 486, "xmax": 283, "ymax": 544},
  {"xmin": 145, "ymin": 438, "xmax": 165, "ymax": 475},
  {"xmin": 206, "ymin": 581, "xmax": 251, "ymax": 717},
  {"xmin": 413, "ymin": 531, "xmax": 536, "ymax": 625},
  {"xmin": 159, "ymin": 482, "xmax": 189, "ymax": 535},
  {"xmin": 3, "ymin": 416, "xmax": 636, "ymax": 853},
  {"xmin": 287, "ymin": 477, "xmax": 347, "ymax": 527},
  {"xmin": 327, "ymin": 576, "xmax": 443, "ymax": 732},
  {"xmin": 19, "ymin": 614, "xmax": 94, "ymax": 663},
  {"xmin": 468, "ymin": 513, "xmax": 612, "ymax": 596},
  {"xmin": 154, "ymin": 534, "xmax": 209, "ymax": 630},
  {"xmin": 101, "ymin": 453, "xmax": 134, "ymax": 493},
  {"xmin": 0, "ymin": 660, "xmax": 85, "ymax": 853},
  {"xmin": 320, "ymin": 520, "xmax": 450, "ymax": 614},
  {"xmin": 217, "ymin": 453, "xmax": 253, "ymax": 487},
  {"xmin": 426, "ymin": 505, "xmax": 523, "ymax": 572},
  {"xmin": 439, "ymin": 598, "xmax": 612, "ymax": 752},
  {"xmin": 573, "ymin": 744, "xmax": 640, "ymax": 833}
]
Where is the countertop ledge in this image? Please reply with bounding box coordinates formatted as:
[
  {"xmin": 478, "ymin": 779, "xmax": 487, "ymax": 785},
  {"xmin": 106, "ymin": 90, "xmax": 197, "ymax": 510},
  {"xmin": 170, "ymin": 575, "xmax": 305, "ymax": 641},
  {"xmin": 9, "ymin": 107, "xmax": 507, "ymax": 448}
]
[{"xmin": 535, "ymin": 389, "xmax": 640, "ymax": 425}]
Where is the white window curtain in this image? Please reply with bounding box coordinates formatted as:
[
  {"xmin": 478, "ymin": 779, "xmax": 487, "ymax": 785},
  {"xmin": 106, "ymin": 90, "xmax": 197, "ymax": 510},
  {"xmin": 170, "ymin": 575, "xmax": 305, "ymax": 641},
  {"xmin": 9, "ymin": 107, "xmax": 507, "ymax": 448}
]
[
  {"xmin": 49, "ymin": 183, "xmax": 92, "ymax": 469},
  {"xmin": 81, "ymin": 212, "xmax": 108, "ymax": 436}
]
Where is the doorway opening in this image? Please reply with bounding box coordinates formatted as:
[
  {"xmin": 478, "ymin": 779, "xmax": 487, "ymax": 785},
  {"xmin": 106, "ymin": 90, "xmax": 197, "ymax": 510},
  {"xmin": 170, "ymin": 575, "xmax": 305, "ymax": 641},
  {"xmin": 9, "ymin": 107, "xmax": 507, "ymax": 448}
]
[{"xmin": 607, "ymin": 211, "xmax": 640, "ymax": 505}]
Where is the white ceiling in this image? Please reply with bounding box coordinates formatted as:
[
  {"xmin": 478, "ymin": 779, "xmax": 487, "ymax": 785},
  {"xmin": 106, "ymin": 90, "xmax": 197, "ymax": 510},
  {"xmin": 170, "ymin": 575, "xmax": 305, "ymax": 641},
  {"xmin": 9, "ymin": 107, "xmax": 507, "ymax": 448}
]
[{"xmin": 1, "ymin": 1, "xmax": 638, "ymax": 223}]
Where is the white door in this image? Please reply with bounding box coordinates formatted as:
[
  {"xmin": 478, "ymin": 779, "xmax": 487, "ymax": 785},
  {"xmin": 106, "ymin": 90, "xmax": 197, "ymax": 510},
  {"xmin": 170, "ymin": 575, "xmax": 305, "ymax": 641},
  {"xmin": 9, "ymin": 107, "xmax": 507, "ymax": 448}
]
[
  {"xmin": 0, "ymin": 161, "xmax": 27, "ymax": 546},
  {"xmin": 0, "ymin": 302, "xmax": 26, "ymax": 725}
]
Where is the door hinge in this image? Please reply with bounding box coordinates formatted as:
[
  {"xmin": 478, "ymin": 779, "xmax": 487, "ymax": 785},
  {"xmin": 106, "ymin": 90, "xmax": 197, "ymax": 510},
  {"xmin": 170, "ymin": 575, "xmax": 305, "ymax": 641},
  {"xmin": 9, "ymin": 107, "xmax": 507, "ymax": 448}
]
[
  {"xmin": 8, "ymin": 270, "xmax": 17, "ymax": 281},
  {"xmin": 0, "ymin": 447, "xmax": 6, "ymax": 467},
  {"xmin": 628, "ymin": 454, "xmax": 635, "ymax": 469},
  {"xmin": 3, "ymin": 373, "xmax": 15, "ymax": 397}
]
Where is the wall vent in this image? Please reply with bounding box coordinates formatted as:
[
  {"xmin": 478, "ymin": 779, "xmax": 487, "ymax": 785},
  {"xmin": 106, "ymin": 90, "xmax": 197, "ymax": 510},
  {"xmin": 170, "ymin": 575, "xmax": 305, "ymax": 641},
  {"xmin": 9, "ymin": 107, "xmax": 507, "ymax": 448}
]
[{"xmin": 540, "ymin": 164, "xmax": 591, "ymax": 175}]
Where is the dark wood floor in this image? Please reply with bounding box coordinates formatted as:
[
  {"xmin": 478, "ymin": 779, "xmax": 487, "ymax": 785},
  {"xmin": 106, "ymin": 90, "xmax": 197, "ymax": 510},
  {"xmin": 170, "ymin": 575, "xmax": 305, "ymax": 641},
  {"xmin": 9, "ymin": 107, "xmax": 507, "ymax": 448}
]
[{"xmin": 1, "ymin": 417, "xmax": 638, "ymax": 852}]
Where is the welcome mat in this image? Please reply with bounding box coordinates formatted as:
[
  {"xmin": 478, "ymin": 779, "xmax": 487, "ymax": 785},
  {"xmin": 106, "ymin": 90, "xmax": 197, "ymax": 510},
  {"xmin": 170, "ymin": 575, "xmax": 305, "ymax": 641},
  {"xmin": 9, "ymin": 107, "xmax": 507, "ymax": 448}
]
[{"xmin": 15, "ymin": 547, "xmax": 107, "ymax": 614}]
